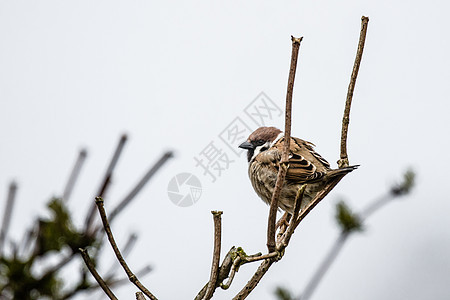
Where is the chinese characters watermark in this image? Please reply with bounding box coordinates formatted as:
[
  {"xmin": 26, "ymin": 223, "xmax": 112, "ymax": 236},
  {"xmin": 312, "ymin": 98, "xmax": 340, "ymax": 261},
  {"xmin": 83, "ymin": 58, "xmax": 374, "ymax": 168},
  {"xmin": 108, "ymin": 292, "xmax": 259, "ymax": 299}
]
[{"xmin": 168, "ymin": 92, "xmax": 282, "ymax": 207}]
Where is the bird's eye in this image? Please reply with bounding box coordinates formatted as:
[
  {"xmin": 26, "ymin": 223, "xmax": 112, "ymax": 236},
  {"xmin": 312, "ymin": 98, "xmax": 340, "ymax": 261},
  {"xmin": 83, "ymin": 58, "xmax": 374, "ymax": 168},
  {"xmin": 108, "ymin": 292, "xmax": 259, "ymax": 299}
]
[{"xmin": 255, "ymin": 140, "xmax": 265, "ymax": 146}]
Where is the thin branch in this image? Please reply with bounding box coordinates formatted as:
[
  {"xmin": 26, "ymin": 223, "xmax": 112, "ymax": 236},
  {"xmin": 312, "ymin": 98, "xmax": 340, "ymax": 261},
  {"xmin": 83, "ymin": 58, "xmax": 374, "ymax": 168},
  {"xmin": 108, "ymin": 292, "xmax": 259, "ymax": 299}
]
[
  {"xmin": 108, "ymin": 151, "xmax": 174, "ymax": 223},
  {"xmin": 359, "ymin": 194, "xmax": 392, "ymax": 220},
  {"xmin": 232, "ymin": 259, "xmax": 274, "ymax": 300},
  {"xmin": 63, "ymin": 149, "xmax": 87, "ymax": 201},
  {"xmin": 203, "ymin": 211, "xmax": 223, "ymax": 300},
  {"xmin": 79, "ymin": 248, "xmax": 118, "ymax": 300},
  {"xmin": 267, "ymin": 35, "xmax": 303, "ymax": 252},
  {"xmin": 106, "ymin": 265, "xmax": 153, "ymax": 287},
  {"xmin": 221, "ymin": 250, "xmax": 278, "ymax": 290},
  {"xmin": 242, "ymin": 252, "xmax": 279, "ymax": 264},
  {"xmin": 338, "ymin": 16, "xmax": 369, "ymax": 168},
  {"xmin": 0, "ymin": 181, "xmax": 18, "ymax": 255},
  {"xmin": 195, "ymin": 247, "xmax": 237, "ymax": 300},
  {"xmin": 300, "ymin": 233, "xmax": 349, "ymax": 300},
  {"xmin": 294, "ymin": 176, "xmax": 343, "ymax": 229},
  {"xmin": 85, "ymin": 134, "xmax": 128, "ymax": 233},
  {"xmin": 95, "ymin": 197, "xmax": 158, "ymax": 300},
  {"xmin": 61, "ymin": 265, "xmax": 152, "ymax": 300},
  {"xmin": 220, "ymin": 257, "xmax": 240, "ymax": 290},
  {"xmin": 104, "ymin": 233, "xmax": 139, "ymax": 278},
  {"xmin": 42, "ymin": 251, "xmax": 77, "ymax": 276},
  {"xmin": 276, "ymin": 213, "xmax": 291, "ymax": 245},
  {"xmin": 293, "ymin": 17, "xmax": 369, "ymax": 227},
  {"xmin": 278, "ymin": 184, "xmax": 307, "ymax": 249},
  {"xmin": 19, "ymin": 227, "xmax": 36, "ymax": 257}
]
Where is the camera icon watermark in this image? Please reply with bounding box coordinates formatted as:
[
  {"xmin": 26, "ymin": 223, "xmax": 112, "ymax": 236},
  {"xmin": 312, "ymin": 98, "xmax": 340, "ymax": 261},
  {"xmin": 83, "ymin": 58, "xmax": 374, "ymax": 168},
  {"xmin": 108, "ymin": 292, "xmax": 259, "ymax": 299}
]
[{"xmin": 167, "ymin": 173, "xmax": 202, "ymax": 207}]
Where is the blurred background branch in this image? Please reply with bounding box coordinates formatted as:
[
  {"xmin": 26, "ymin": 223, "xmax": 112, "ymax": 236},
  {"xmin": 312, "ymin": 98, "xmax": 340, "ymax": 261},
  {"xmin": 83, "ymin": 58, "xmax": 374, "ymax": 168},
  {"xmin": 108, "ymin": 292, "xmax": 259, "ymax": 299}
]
[
  {"xmin": 274, "ymin": 169, "xmax": 416, "ymax": 300},
  {"xmin": 0, "ymin": 135, "xmax": 172, "ymax": 299}
]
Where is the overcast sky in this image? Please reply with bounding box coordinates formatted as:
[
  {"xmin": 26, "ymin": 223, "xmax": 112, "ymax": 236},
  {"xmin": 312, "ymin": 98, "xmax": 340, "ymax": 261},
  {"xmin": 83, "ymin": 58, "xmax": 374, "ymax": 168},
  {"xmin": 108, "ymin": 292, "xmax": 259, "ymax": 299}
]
[{"xmin": 1, "ymin": 1, "xmax": 449, "ymax": 299}]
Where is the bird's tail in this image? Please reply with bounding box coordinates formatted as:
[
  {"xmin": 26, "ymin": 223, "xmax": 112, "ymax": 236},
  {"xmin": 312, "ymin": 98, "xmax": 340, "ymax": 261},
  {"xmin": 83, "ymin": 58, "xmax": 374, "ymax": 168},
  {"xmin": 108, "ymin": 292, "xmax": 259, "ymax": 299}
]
[{"xmin": 327, "ymin": 165, "xmax": 359, "ymax": 178}]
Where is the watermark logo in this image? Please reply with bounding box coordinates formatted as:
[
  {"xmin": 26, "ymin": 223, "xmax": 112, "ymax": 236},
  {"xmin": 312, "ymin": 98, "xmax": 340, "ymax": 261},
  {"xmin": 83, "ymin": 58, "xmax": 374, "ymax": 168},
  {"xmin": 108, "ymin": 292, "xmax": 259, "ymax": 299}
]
[
  {"xmin": 168, "ymin": 92, "xmax": 282, "ymax": 207},
  {"xmin": 167, "ymin": 173, "xmax": 202, "ymax": 207}
]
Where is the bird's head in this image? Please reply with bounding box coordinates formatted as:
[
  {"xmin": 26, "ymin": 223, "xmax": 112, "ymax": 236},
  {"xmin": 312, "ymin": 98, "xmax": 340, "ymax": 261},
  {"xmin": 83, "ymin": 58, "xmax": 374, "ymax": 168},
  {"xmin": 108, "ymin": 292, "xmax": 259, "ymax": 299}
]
[{"xmin": 239, "ymin": 127, "xmax": 283, "ymax": 162}]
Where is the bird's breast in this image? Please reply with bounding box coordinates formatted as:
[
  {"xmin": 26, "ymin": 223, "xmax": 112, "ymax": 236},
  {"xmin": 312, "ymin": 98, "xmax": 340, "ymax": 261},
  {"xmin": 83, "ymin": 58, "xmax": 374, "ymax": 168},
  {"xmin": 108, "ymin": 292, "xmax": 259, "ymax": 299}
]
[{"xmin": 248, "ymin": 161, "xmax": 278, "ymax": 205}]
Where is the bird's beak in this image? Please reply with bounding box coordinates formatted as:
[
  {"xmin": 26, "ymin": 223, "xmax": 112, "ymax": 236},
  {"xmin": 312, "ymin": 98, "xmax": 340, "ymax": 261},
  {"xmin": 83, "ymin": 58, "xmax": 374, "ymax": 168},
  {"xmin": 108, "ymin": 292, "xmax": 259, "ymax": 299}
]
[{"xmin": 238, "ymin": 141, "xmax": 254, "ymax": 150}]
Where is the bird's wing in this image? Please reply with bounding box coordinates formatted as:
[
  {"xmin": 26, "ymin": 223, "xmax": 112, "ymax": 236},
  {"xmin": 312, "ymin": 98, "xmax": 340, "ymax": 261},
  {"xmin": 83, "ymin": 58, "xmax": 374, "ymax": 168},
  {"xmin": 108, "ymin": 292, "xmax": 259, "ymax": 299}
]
[
  {"xmin": 294, "ymin": 138, "xmax": 331, "ymax": 169},
  {"xmin": 268, "ymin": 137, "xmax": 331, "ymax": 183}
]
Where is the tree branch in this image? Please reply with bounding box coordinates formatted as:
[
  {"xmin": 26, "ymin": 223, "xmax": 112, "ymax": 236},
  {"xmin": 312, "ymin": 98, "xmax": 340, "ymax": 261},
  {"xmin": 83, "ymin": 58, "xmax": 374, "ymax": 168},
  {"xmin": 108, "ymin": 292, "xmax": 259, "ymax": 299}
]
[
  {"xmin": 195, "ymin": 247, "xmax": 238, "ymax": 299},
  {"xmin": 79, "ymin": 248, "xmax": 118, "ymax": 300},
  {"xmin": 300, "ymin": 233, "xmax": 349, "ymax": 300},
  {"xmin": 278, "ymin": 184, "xmax": 307, "ymax": 249},
  {"xmin": 267, "ymin": 35, "xmax": 303, "ymax": 252},
  {"xmin": 85, "ymin": 134, "xmax": 128, "ymax": 233},
  {"xmin": 108, "ymin": 151, "xmax": 174, "ymax": 223},
  {"xmin": 338, "ymin": 16, "xmax": 369, "ymax": 168},
  {"xmin": 94, "ymin": 197, "xmax": 158, "ymax": 300},
  {"xmin": 0, "ymin": 181, "xmax": 17, "ymax": 255},
  {"xmin": 63, "ymin": 149, "xmax": 87, "ymax": 201},
  {"xmin": 203, "ymin": 211, "xmax": 223, "ymax": 300},
  {"xmin": 104, "ymin": 233, "xmax": 139, "ymax": 278},
  {"xmin": 232, "ymin": 259, "xmax": 274, "ymax": 300}
]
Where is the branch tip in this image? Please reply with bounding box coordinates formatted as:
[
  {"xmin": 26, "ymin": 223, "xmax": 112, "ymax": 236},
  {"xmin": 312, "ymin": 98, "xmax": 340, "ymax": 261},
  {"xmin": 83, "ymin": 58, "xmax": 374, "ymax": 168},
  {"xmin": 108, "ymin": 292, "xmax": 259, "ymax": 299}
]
[{"xmin": 291, "ymin": 35, "xmax": 303, "ymax": 44}]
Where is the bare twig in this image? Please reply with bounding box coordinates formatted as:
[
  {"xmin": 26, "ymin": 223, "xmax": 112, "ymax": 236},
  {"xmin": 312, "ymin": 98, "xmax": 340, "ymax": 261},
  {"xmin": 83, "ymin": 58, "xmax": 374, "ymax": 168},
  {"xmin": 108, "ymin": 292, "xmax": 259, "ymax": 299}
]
[
  {"xmin": 79, "ymin": 248, "xmax": 118, "ymax": 300},
  {"xmin": 338, "ymin": 16, "xmax": 369, "ymax": 168},
  {"xmin": 94, "ymin": 197, "xmax": 158, "ymax": 300},
  {"xmin": 203, "ymin": 211, "xmax": 223, "ymax": 300},
  {"xmin": 107, "ymin": 265, "xmax": 153, "ymax": 287},
  {"xmin": 63, "ymin": 149, "xmax": 87, "ymax": 201},
  {"xmin": 242, "ymin": 252, "xmax": 279, "ymax": 264},
  {"xmin": 0, "ymin": 181, "xmax": 18, "ymax": 254},
  {"xmin": 104, "ymin": 233, "xmax": 139, "ymax": 278},
  {"xmin": 108, "ymin": 151, "xmax": 174, "ymax": 223},
  {"xmin": 295, "ymin": 177, "xmax": 343, "ymax": 229},
  {"xmin": 226, "ymin": 187, "xmax": 304, "ymax": 298},
  {"xmin": 220, "ymin": 257, "xmax": 240, "ymax": 290},
  {"xmin": 61, "ymin": 265, "xmax": 152, "ymax": 299},
  {"xmin": 85, "ymin": 134, "xmax": 128, "ymax": 233},
  {"xmin": 218, "ymin": 251, "xmax": 276, "ymax": 290},
  {"xmin": 278, "ymin": 184, "xmax": 307, "ymax": 249},
  {"xmin": 232, "ymin": 259, "xmax": 274, "ymax": 300},
  {"xmin": 196, "ymin": 247, "xmax": 238, "ymax": 300},
  {"xmin": 293, "ymin": 17, "xmax": 370, "ymax": 227},
  {"xmin": 267, "ymin": 35, "xmax": 303, "ymax": 252},
  {"xmin": 359, "ymin": 194, "xmax": 391, "ymax": 220},
  {"xmin": 300, "ymin": 233, "xmax": 349, "ymax": 300}
]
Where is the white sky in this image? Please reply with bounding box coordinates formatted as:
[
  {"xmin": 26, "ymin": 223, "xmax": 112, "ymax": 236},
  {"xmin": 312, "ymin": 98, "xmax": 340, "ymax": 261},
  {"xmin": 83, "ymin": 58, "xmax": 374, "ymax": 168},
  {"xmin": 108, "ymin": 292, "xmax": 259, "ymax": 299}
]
[{"xmin": 1, "ymin": 1, "xmax": 450, "ymax": 299}]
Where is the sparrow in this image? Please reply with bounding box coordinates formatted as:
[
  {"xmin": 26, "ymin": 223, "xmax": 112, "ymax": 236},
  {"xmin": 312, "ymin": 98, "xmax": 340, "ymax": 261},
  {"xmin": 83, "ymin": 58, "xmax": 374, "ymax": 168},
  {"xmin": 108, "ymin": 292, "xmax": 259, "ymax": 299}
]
[{"xmin": 239, "ymin": 127, "xmax": 358, "ymax": 214}]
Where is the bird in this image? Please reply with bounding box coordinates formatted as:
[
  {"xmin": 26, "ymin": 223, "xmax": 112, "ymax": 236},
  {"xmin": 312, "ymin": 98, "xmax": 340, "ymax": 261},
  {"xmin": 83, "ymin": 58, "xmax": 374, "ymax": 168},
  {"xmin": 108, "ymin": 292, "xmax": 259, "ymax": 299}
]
[{"xmin": 239, "ymin": 126, "xmax": 358, "ymax": 214}]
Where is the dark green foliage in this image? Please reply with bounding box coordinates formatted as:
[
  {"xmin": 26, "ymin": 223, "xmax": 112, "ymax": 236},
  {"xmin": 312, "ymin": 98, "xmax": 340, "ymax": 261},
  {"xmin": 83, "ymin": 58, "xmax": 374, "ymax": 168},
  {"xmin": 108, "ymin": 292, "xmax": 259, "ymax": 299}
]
[
  {"xmin": 0, "ymin": 198, "xmax": 96, "ymax": 299},
  {"xmin": 36, "ymin": 198, "xmax": 93, "ymax": 255},
  {"xmin": 274, "ymin": 286, "xmax": 294, "ymax": 300},
  {"xmin": 391, "ymin": 169, "xmax": 415, "ymax": 196},
  {"xmin": 335, "ymin": 201, "xmax": 363, "ymax": 233}
]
